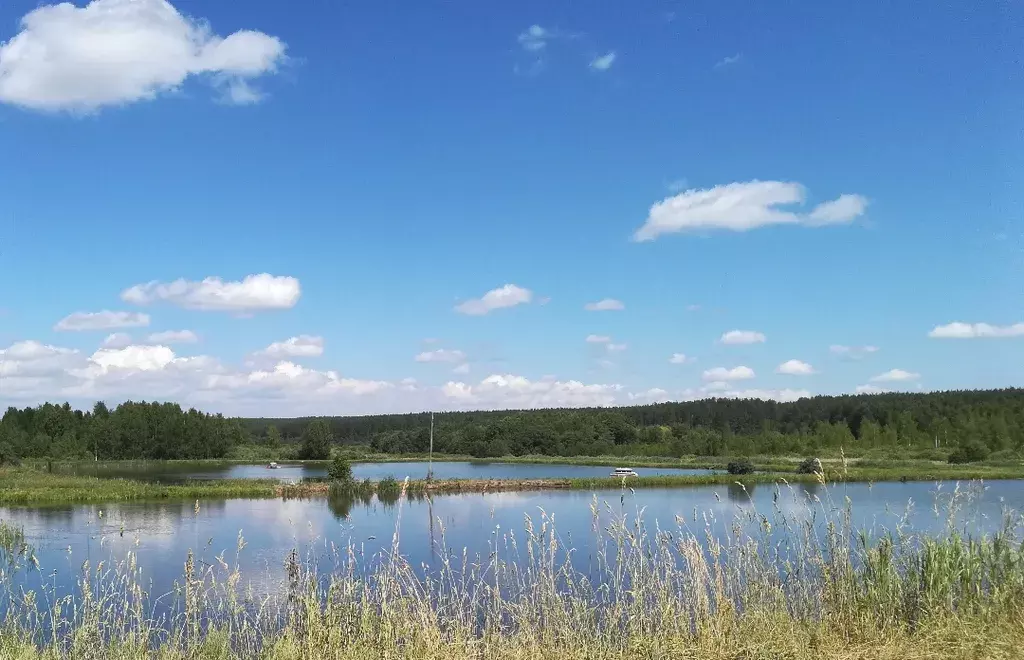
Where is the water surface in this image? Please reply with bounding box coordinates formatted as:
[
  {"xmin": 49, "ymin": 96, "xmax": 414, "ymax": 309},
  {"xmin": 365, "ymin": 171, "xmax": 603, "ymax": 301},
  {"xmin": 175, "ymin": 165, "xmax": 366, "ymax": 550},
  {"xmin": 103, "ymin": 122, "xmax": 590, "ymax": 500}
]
[
  {"xmin": 55, "ymin": 460, "xmax": 717, "ymax": 483},
  {"xmin": 3, "ymin": 479, "xmax": 1020, "ymax": 605}
]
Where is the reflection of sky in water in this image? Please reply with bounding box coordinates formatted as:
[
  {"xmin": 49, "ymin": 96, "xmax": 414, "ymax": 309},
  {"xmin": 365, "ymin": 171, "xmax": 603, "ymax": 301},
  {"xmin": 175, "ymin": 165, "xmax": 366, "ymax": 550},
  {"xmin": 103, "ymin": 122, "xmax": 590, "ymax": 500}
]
[
  {"xmin": 60, "ymin": 461, "xmax": 720, "ymax": 484},
  {"xmin": 3, "ymin": 480, "xmax": 1021, "ymax": 608}
]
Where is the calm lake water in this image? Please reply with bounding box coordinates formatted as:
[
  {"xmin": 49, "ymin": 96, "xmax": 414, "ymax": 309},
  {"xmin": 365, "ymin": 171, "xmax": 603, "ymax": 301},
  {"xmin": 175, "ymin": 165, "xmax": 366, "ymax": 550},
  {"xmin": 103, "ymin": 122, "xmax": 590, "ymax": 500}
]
[
  {"xmin": 55, "ymin": 460, "xmax": 719, "ymax": 483},
  {"xmin": 2, "ymin": 479, "xmax": 1021, "ymax": 606}
]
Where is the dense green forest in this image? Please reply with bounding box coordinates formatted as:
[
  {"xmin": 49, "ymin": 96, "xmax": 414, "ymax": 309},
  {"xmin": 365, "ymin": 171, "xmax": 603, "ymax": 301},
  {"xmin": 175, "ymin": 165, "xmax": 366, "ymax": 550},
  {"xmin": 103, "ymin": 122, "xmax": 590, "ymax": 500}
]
[
  {"xmin": 1, "ymin": 389, "xmax": 1022, "ymax": 463},
  {"xmin": 244, "ymin": 389, "xmax": 1024, "ymax": 461}
]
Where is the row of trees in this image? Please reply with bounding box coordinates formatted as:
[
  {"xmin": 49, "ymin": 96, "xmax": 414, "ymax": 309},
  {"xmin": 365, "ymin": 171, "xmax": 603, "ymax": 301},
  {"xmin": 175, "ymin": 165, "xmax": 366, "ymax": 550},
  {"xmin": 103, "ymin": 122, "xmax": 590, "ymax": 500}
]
[
  {"xmin": 0, "ymin": 401, "xmax": 247, "ymax": 460},
  {"xmin": 249, "ymin": 389, "xmax": 1024, "ymax": 459},
  {"xmin": 2, "ymin": 389, "xmax": 1022, "ymax": 462}
]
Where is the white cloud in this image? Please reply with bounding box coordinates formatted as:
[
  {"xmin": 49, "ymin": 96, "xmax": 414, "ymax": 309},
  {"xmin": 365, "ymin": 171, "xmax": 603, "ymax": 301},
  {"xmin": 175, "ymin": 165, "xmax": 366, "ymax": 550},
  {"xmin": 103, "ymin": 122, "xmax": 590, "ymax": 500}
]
[
  {"xmin": 415, "ymin": 348, "xmax": 467, "ymax": 363},
  {"xmin": 251, "ymin": 335, "xmax": 324, "ymax": 360},
  {"xmin": 54, "ymin": 310, "xmax": 150, "ymax": 331},
  {"xmin": 855, "ymin": 384, "xmax": 889, "ymax": 395},
  {"xmin": 702, "ymin": 366, "xmax": 755, "ymax": 381},
  {"xmin": 829, "ymin": 344, "xmax": 879, "ymax": 359},
  {"xmin": 121, "ymin": 273, "xmax": 300, "ymax": 312},
  {"xmin": 102, "ymin": 332, "xmax": 133, "ymax": 349},
  {"xmin": 584, "ymin": 298, "xmax": 624, "ymax": 311},
  {"xmin": 714, "ymin": 53, "xmax": 741, "ymax": 68},
  {"xmin": 452, "ymin": 363, "xmax": 470, "ymax": 375},
  {"xmin": 590, "ymin": 51, "xmax": 616, "ymax": 71},
  {"xmin": 606, "ymin": 343, "xmax": 628, "ymax": 353},
  {"xmin": 147, "ymin": 329, "xmax": 198, "ymax": 344},
  {"xmin": 928, "ymin": 322, "xmax": 1024, "ymax": 339},
  {"xmin": 88, "ymin": 344, "xmax": 177, "ymax": 372},
  {"xmin": 806, "ymin": 194, "xmax": 869, "ymax": 225},
  {"xmin": 669, "ymin": 353, "xmax": 692, "ymax": 364},
  {"xmin": 585, "ymin": 334, "xmax": 611, "ymax": 344},
  {"xmin": 0, "ymin": 0, "xmax": 286, "ymax": 112},
  {"xmin": 719, "ymin": 329, "xmax": 766, "ymax": 345},
  {"xmin": 776, "ymin": 359, "xmax": 815, "ymax": 375},
  {"xmin": 632, "ymin": 181, "xmax": 868, "ymax": 241},
  {"xmin": 678, "ymin": 384, "xmax": 809, "ymax": 403},
  {"xmin": 628, "ymin": 388, "xmax": 670, "ymax": 403},
  {"xmin": 518, "ymin": 25, "xmax": 550, "ymax": 51},
  {"xmin": 871, "ymin": 368, "xmax": 920, "ymax": 383},
  {"xmin": 455, "ymin": 284, "xmax": 533, "ymax": 316},
  {"xmin": 442, "ymin": 374, "xmax": 623, "ymax": 409},
  {"xmin": 0, "ymin": 340, "xmax": 81, "ymax": 378}
]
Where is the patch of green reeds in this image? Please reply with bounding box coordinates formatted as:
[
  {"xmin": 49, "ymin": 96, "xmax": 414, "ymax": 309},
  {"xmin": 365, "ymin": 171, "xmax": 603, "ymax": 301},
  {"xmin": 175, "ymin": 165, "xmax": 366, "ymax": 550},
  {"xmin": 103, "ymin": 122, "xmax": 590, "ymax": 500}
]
[{"xmin": 0, "ymin": 467, "xmax": 277, "ymax": 505}]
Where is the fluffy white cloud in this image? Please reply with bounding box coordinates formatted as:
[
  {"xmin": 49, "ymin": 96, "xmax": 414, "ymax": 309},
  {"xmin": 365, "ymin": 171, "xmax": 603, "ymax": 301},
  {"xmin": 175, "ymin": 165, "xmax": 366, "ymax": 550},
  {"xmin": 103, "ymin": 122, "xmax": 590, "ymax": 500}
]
[
  {"xmin": 590, "ymin": 52, "xmax": 616, "ymax": 71},
  {"xmin": 455, "ymin": 284, "xmax": 533, "ymax": 315},
  {"xmin": 669, "ymin": 353, "xmax": 692, "ymax": 364},
  {"xmin": 928, "ymin": 322, "xmax": 1024, "ymax": 339},
  {"xmin": 0, "ymin": 340, "xmax": 81, "ymax": 377},
  {"xmin": 871, "ymin": 368, "xmax": 920, "ymax": 383},
  {"xmin": 584, "ymin": 298, "xmax": 624, "ymax": 311},
  {"xmin": 776, "ymin": 359, "xmax": 815, "ymax": 375},
  {"xmin": 679, "ymin": 384, "xmax": 809, "ymax": 402},
  {"xmin": 702, "ymin": 366, "xmax": 755, "ymax": 381},
  {"xmin": 122, "ymin": 273, "xmax": 300, "ymax": 312},
  {"xmin": 830, "ymin": 344, "xmax": 879, "ymax": 359},
  {"xmin": 54, "ymin": 310, "xmax": 151, "ymax": 331},
  {"xmin": 88, "ymin": 344, "xmax": 177, "ymax": 372},
  {"xmin": 632, "ymin": 181, "xmax": 868, "ymax": 241},
  {"xmin": 102, "ymin": 332, "xmax": 133, "ymax": 349},
  {"xmin": 606, "ymin": 343, "xmax": 628, "ymax": 353},
  {"xmin": 714, "ymin": 53, "xmax": 742, "ymax": 68},
  {"xmin": 251, "ymin": 335, "xmax": 324, "ymax": 360},
  {"xmin": 628, "ymin": 388, "xmax": 670, "ymax": 403},
  {"xmin": 586, "ymin": 334, "xmax": 611, "ymax": 344},
  {"xmin": 415, "ymin": 348, "xmax": 467, "ymax": 363},
  {"xmin": 147, "ymin": 329, "xmax": 198, "ymax": 344},
  {"xmin": 855, "ymin": 384, "xmax": 889, "ymax": 395},
  {"xmin": 0, "ymin": 0, "xmax": 286, "ymax": 112},
  {"xmin": 442, "ymin": 374, "xmax": 623, "ymax": 409},
  {"xmin": 719, "ymin": 329, "xmax": 766, "ymax": 345},
  {"xmin": 517, "ymin": 25, "xmax": 550, "ymax": 51}
]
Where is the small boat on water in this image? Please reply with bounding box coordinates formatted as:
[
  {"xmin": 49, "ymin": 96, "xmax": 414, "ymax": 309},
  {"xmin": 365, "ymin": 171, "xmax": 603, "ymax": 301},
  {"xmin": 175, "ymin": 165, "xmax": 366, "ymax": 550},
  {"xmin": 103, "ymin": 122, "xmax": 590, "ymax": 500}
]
[
  {"xmin": 267, "ymin": 462, "xmax": 280, "ymax": 469},
  {"xmin": 610, "ymin": 467, "xmax": 638, "ymax": 478}
]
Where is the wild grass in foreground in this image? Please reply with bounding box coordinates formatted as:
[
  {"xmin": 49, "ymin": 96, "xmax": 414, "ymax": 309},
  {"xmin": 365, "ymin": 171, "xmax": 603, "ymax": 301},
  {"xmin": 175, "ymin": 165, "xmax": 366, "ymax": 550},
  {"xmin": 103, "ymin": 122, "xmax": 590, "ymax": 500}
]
[{"xmin": 1, "ymin": 476, "xmax": 1023, "ymax": 659}]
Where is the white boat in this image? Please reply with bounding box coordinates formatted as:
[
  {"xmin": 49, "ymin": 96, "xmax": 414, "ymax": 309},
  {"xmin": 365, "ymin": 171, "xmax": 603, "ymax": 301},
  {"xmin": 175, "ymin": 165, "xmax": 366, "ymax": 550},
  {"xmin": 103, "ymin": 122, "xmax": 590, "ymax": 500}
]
[
  {"xmin": 610, "ymin": 467, "xmax": 638, "ymax": 478},
  {"xmin": 267, "ymin": 462, "xmax": 280, "ymax": 469}
]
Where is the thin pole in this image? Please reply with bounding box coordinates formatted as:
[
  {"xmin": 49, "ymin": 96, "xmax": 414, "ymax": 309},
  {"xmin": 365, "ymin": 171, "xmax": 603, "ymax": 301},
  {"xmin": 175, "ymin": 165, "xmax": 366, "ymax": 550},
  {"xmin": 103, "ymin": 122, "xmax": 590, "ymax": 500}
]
[{"xmin": 428, "ymin": 412, "xmax": 434, "ymax": 480}]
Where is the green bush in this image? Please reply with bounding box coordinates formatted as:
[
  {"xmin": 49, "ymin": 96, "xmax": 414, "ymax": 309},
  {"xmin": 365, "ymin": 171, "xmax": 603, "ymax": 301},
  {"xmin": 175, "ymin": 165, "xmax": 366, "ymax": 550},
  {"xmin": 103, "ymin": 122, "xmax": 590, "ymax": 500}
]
[
  {"xmin": 0, "ymin": 442, "xmax": 19, "ymax": 467},
  {"xmin": 948, "ymin": 440, "xmax": 990, "ymax": 464},
  {"xmin": 327, "ymin": 456, "xmax": 353, "ymax": 482},
  {"xmin": 796, "ymin": 457, "xmax": 821, "ymax": 474},
  {"xmin": 726, "ymin": 458, "xmax": 754, "ymax": 475}
]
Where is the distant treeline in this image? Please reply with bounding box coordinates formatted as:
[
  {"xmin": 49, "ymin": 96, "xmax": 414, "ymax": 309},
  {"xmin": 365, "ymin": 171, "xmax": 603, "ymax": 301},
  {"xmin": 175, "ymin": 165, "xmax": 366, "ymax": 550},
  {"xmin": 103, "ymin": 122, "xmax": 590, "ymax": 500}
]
[
  {"xmin": 0, "ymin": 401, "xmax": 247, "ymax": 461},
  {"xmin": 1, "ymin": 389, "xmax": 1022, "ymax": 463},
  {"xmin": 246, "ymin": 389, "xmax": 1024, "ymax": 460}
]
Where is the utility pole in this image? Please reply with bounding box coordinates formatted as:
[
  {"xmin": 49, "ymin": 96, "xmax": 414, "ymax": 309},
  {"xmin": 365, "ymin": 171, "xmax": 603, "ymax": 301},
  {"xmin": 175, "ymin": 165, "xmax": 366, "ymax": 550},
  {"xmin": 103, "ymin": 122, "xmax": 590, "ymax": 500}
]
[{"xmin": 427, "ymin": 412, "xmax": 434, "ymax": 480}]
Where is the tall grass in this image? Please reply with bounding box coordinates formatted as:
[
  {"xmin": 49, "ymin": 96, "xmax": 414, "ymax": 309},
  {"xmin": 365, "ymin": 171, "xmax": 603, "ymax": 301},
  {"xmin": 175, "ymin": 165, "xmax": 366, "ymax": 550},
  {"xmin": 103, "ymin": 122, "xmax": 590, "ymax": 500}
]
[
  {"xmin": 0, "ymin": 468, "xmax": 277, "ymax": 505},
  {"xmin": 1, "ymin": 474, "xmax": 1023, "ymax": 658}
]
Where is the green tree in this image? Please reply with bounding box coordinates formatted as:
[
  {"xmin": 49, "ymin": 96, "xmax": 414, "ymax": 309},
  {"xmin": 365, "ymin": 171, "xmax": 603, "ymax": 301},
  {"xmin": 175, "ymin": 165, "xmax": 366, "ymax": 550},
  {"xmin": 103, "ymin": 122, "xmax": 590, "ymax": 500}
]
[
  {"xmin": 266, "ymin": 424, "xmax": 282, "ymax": 451},
  {"xmin": 300, "ymin": 419, "xmax": 333, "ymax": 460},
  {"xmin": 327, "ymin": 456, "xmax": 352, "ymax": 482}
]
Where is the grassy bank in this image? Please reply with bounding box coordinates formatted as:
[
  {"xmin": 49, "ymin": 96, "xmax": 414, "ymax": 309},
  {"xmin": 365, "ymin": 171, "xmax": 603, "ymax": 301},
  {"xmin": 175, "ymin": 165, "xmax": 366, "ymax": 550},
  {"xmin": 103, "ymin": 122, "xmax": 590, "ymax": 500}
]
[
  {"xmin": 1, "ymin": 480, "xmax": 1022, "ymax": 659},
  {"xmin": 0, "ymin": 468, "xmax": 277, "ymax": 506}
]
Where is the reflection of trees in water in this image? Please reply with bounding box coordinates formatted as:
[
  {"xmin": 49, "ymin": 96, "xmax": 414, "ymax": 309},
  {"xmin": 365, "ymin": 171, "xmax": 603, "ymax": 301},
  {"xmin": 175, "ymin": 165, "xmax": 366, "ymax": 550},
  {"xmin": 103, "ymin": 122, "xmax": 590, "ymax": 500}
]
[
  {"xmin": 327, "ymin": 492, "xmax": 373, "ymax": 520},
  {"xmin": 727, "ymin": 482, "xmax": 756, "ymax": 503},
  {"xmin": 327, "ymin": 489, "xmax": 429, "ymax": 519}
]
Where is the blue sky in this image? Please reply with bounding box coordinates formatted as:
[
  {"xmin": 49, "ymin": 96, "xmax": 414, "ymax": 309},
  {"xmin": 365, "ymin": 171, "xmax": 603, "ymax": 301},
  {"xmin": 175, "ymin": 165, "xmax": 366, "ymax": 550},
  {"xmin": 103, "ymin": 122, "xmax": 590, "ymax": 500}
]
[{"xmin": 0, "ymin": 0, "xmax": 1021, "ymax": 415}]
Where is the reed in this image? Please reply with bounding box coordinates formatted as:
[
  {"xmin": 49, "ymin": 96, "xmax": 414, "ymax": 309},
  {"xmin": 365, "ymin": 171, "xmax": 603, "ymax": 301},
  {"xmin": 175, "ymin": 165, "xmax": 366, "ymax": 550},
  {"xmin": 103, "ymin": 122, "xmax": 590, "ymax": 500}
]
[{"xmin": 0, "ymin": 475, "xmax": 1022, "ymax": 659}]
